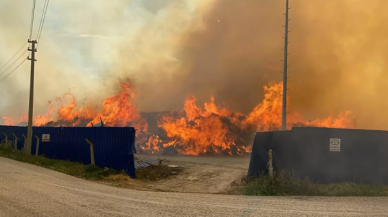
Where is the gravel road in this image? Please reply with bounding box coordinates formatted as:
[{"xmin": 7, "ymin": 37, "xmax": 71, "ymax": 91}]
[{"xmin": 1, "ymin": 157, "xmax": 388, "ymax": 217}]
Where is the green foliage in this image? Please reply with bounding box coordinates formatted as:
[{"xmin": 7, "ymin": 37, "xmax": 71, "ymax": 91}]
[
  {"xmin": 0, "ymin": 144, "xmax": 123, "ymax": 180},
  {"xmin": 243, "ymin": 171, "xmax": 388, "ymax": 196}
]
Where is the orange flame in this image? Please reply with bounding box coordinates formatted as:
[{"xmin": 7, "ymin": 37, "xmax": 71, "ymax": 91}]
[
  {"xmin": 158, "ymin": 111, "xmax": 238, "ymax": 155},
  {"xmin": 1, "ymin": 81, "xmax": 353, "ymax": 156},
  {"xmin": 140, "ymin": 135, "xmax": 162, "ymax": 153},
  {"xmin": 157, "ymin": 95, "xmax": 249, "ymax": 155},
  {"xmin": 156, "ymin": 82, "xmax": 352, "ymax": 155},
  {"xmin": 243, "ymin": 82, "xmax": 353, "ymax": 131},
  {"xmin": 86, "ymin": 83, "xmax": 145, "ymax": 130},
  {"xmin": 1, "ymin": 101, "xmax": 54, "ymax": 126},
  {"xmin": 1, "ymin": 81, "xmax": 147, "ymax": 132}
]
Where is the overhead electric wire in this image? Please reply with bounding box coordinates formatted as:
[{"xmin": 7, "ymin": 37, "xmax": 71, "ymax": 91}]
[
  {"xmin": 29, "ymin": 0, "xmax": 37, "ymax": 40},
  {"xmin": 0, "ymin": 0, "xmax": 50, "ymax": 87},
  {"xmin": 36, "ymin": 0, "xmax": 50, "ymax": 44},
  {"xmin": 0, "ymin": 49, "xmax": 28, "ymax": 77},
  {"xmin": 0, "ymin": 59, "xmax": 27, "ymax": 83},
  {"xmin": 0, "ymin": 42, "xmax": 28, "ymax": 73}
]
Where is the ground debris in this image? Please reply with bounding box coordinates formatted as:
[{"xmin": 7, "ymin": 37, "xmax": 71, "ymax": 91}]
[
  {"xmin": 135, "ymin": 159, "xmax": 163, "ymax": 170},
  {"xmin": 167, "ymin": 165, "xmax": 183, "ymax": 168}
]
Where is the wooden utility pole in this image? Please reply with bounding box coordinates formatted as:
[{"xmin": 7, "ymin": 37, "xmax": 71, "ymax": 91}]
[{"xmin": 26, "ymin": 40, "xmax": 37, "ymax": 155}]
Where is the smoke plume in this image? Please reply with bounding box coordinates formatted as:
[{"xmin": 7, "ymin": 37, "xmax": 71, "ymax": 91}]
[{"xmin": 1, "ymin": 0, "xmax": 388, "ymax": 130}]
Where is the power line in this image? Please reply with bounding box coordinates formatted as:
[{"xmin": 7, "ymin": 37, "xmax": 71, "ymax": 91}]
[
  {"xmin": 36, "ymin": 0, "xmax": 49, "ymax": 45},
  {"xmin": 0, "ymin": 59, "xmax": 27, "ymax": 83},
  {"xmin": 0, "ymin": 49, "xmax": 28, "ymax": 77},
  {"xmin": 36, "ymin": 0, "xmax": 50, "ymax": 44},
  {"xmin": 0, "ymin": 42, "xmax": 27, "ymax": 72},
  {"xmin": 29, "ymin": 0, "xmax": 37, "ymax": 39}
]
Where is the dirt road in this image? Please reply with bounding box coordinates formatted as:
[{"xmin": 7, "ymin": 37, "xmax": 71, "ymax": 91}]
[
  {"xmin": 1, "ymin": 157, "xmax": 388, "ymax": 217},
  {"xmin": 135, "ymin": 154, "xmax": 251, "ymax": 193}
]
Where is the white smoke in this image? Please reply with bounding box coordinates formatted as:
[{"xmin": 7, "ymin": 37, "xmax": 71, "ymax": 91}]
[{"xmin": 0, "ymin": 0, "xmax": 214, "ymax": 122}]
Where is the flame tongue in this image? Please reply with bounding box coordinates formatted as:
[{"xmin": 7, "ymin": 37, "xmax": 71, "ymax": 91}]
[
  {"xmin": 1, "ymin": 81, "xmax": 353, "ymax": 156},
  {"xmin": 156, "ymin": 82, "xmax": 353, "ymax": 155},
  {"xmin": 87, "ymin": 83, "xmax": 141, "ymax": 127},
  {"xmin": 158, "ymin": 95, "xmax": 244, "ymax": 155}
]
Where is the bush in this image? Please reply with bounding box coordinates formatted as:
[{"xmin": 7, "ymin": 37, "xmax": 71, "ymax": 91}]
[{"xmin": 243, "ymin": 171, "xmax": 388, "ymax": 196}]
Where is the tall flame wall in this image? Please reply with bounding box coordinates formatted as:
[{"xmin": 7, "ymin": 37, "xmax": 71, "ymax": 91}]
[
  {"xmin": 0, "ymin": 126, "xmax": 136, "ymax": 178},
  {"xmin": 248, "ymin": 127, "xmax": 388, "ymax": 184}
]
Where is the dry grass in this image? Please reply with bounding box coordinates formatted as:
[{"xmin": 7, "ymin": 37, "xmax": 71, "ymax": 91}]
[
  {"xmin": 240, "ymin": 171, "xmax": 388, "ymax": 196},
  {"xmin": 136, "ymin": 165, "xmax": 184, "ymax": 181},
  {"xmin": 0, "ymin": 144, "xmax": 122, "ymax": 180},
  {"xmin": 0, "ymin": 144, "xmax": 183, "ymax": 185}
]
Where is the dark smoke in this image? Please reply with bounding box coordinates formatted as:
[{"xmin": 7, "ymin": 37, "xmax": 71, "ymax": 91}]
[{"xmin": 130, "ymin": 0, "xmax": 388, "ymax": 130}]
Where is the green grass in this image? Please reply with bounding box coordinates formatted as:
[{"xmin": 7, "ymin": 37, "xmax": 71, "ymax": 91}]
[
  {"xmin": 0, "ymin": 144, "xmax": 123, "ymax": 180},
  {"xmin": 242, "ymin": 171, "xmax": 388, "ymax": 196}
]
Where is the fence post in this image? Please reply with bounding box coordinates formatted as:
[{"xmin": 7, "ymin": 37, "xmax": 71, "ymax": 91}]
[
  {"xmin": 22, "ymin": 134, "xmax": 27, "ymax": 152},
  {"xmin": 3, "ymin": 132, "xmax": 8, "ymax": 145},
  {"xmin": 35, "ymin": 135, "xmax": 40, "ymax": 156},
  {"xmin": 12, "ymin": 134, "xmax": 17, "ymax": 150},
  {"xmin": 268, "ymin": 149, "xmax": 273, "ymax": 179},
  {"xmin": 85, "ymin": 139, "xmax": 95, "ymax": 165}
]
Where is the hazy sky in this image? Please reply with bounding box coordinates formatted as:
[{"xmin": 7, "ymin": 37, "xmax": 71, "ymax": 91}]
[
  {"xmin": 2, "ymin": 0, "xmax": 388, "ymax": 130},
  {"xmin": 0, "ymin": 0, "xmax": 211, "ymax": 117}
]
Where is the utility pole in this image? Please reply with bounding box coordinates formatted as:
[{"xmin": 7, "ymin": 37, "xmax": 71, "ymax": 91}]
[
  {"xmin": 26, "ymin": 39, "xmax": 37, "ymax": 155},
  {"xmin": 281, "ymin": 0, "xmax": 291, "ymax": 131}
]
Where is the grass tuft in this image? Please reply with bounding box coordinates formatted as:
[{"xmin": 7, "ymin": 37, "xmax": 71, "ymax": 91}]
[{"xmin": 242, "ymin": 171, "xmax": 388, "ymax": 196}]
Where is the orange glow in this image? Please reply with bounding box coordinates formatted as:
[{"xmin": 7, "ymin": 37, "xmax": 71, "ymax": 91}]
[
  {"xmin": 156, "ymin": 82, "xmax": 352, "ymax": 155},
  {"xmin": 157, "ymin": 95, "xmax": 245, "ymax": 155},
  {"xmin": 243, "ymin": 82, "xmax": 287, "ymax": 131},
  {"xmin": 1, "ymin": 81, "xmax": 353, "ymax": 156},
  {"xmin": 86, "ymin": 83, "xmax": 144, "ymax": 130},
  {"xmin": 140, "ymin": 135, "xmax": 162, "ymax": 153},
  {"xmin": 243, "ymin": 82, "xmax": 352, "ymax": 131},
  {"xmin": 1, "ymin": 81, "xmax": 147, "ymax": 132}
]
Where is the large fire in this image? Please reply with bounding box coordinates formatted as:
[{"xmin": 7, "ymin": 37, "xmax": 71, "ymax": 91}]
[{"xmin": 1, "ymin": 81, "xmax": 353, "ymax": 155}]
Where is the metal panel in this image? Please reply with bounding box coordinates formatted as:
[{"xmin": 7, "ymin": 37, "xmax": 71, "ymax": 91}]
[
  {"xmin": 0, "ymin": 126, "xmax": 136, "ymax": 178},
  {"xmin": 248, "ymin": 127, "xmax": 388, "ymax": 184},
  {"xmin": 248, "ymin": 130, "xmax": 291, "ymax": 177},
  {"xmin": 0, "ymin": 126, "xmax": 28, "ymax": 150}
]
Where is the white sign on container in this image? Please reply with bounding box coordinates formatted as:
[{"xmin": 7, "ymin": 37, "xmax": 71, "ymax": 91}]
[
  {"xmin": 42, "ymin": 134, "xmax": 50, "ymax": 142},
  {"xmin": 329, "ymin": 138, "xmax": 341, "ymax": 152}
]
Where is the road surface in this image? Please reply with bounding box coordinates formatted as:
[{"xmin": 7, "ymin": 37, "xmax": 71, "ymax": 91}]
[
  {"xmin": 135, "ymin": 154, "xmax": 251, "ymax": 193},
  {"xmin": 1, "ymin": 157, "xmax": 388, "ymax": 217}
]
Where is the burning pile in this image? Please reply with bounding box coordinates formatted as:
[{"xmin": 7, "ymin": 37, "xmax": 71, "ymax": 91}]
[
  {"xmin": 1, "ymin": 81, "xmax": 353, "ymax": 156},
  {"xmin": 156, "ymin": 96, "xmax": 249, "ymax": 155}
]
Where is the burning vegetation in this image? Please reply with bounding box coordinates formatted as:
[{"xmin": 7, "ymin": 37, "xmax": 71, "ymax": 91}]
[{"xmin": 1, "ymin": 81, "xmax": 353, "ymax": 156}]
